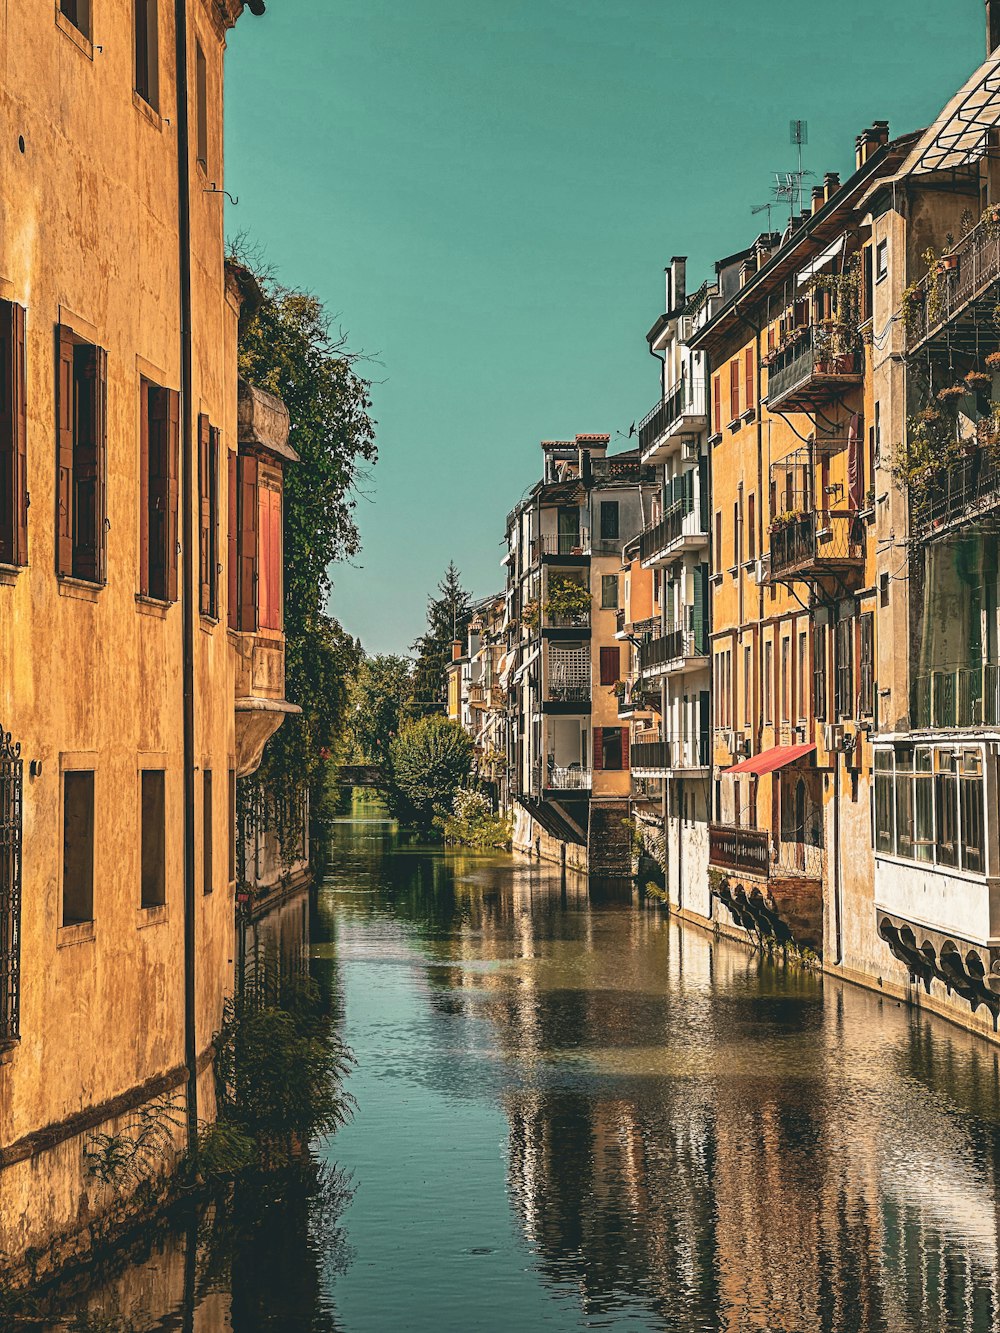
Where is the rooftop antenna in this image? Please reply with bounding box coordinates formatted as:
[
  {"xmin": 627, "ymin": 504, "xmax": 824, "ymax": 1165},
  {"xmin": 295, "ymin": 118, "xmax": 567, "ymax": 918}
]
[
  {"xmin": 751, "ymin": 201, "xmax": 775, "ymax": 232},
  {"xmin": 771, "ymin": 120, "xmax": 814, "ymax": 223}
]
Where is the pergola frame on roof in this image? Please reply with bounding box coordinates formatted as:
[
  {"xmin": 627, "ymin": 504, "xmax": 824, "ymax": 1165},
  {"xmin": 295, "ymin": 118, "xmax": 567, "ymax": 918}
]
[{"xmin": 907, "ymin": 56, "xmax": 1000, "ymax": 176}]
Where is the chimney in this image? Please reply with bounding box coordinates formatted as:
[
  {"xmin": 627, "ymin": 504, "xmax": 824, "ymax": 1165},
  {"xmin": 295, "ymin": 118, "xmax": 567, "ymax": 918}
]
[
  {"xmin": 664, "ymin": 267, "xmax": 672, "ymax": 313},
  {"xmin": 452, "ymin": 640, "xmax": 463, "ymax": 661},
  {"xmin": 739, "ymin": 255, "xmax": 757, "ymax": 288},
  {"xmin": 989, "ymin": 0, "xmax": 1000, "ymax": 53},
  {"xmin": 856, "ymin": 122, "xmax": 890, "ymax": 167},
  {"xmin": 671, "ymin": 256, "xmax": 687, "ymax": 309},
  {"xmin": 823, "ymin": 172, "xmax": 841, "ymax": 202},
  {"xmin": 812, "ymin": 184, "xmax": 825, "ymax": 214}
]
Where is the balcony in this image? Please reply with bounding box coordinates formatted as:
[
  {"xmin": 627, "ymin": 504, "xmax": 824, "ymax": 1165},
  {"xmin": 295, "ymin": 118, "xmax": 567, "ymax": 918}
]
[
  {"xmin": 543, "ymin": 609, "xmax": 590, "ymax": 633},
  {"xmin": 632, "ymin": 736, "xmax": 710, "ymax": 775},
  {"xmin": 638, "ymin": 377, "xmax": 708, "ymax": 464},
  {"xmin": 617, "ymin": 678, "xmax": 658, "ymax": 718},
  {"xmin": 531, "ymin": 533, "xmax": 591, "ymax": 563},
  {"xmin": 765, "ymin": 325, "xmax": 862, "ymax": 413},
  {"xmin": 767, "ymin": 510, "xmax": 864, "ymax": 585},
  {"xmin": 638, "ymin": 500, "xmax": 708, "ymax": 567},
  {"xmin": 906, "ymin": 213, "xmax": 1000, "ymax": 354},
  {"xmin": 912, "ymin": 663, "xmax": 1000, "ymax": 729},
  {"xmin": 637, "ymin": 621, "xmax": 708, "ymax": 679},
  {"xmin": 913, "ymin": 447, "xmax": 1000, "ymax": 539},
  {"xmin": 545, "ymin": 645, "xmax": 590, "ymax": 709},
  {"xmin": 545, "ymin": 764, "xmax": 592, "ymax": 792},
  {"xmin": 708, "ymin": 824, "xmax": 823, "ymax": 881}
]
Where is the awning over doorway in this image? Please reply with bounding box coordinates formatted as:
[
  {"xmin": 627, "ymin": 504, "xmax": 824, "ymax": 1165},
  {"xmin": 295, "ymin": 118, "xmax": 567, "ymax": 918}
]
[{"xmin": 724, "ymin": 742, "xmax": 816, "ymax": 776}]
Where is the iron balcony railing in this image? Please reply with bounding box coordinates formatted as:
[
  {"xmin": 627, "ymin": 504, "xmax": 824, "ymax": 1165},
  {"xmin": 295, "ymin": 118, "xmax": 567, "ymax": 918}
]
[
  {"xmin": 914, "ymin": 448, "xmax": 1000, "ymax": 536},
  {"xmin": 638, "ymin": 619, "xmax": 708, "ymax": 674},
  {"xmin": 545, "ymin": 763, "xmax": 592, "ymax": 791},
  {"xmin": 532, "ymin": 532, "xmax": 591, "ymax": 561},
  {"xmin": 912, "ymin": 663, "xmax": 1000, "ymax": 729},
  {"xmin": 768, "ymin": 510, "xmax": 865, "ymax": 581},
  {"xmin": 638, "ymin": 378, "xmax": 707, "ymax": 455},
  {"xmin": 547, "ymin": 646, "xmax": 591, "ymax": 703},
  {"xmin": 638, "ymin": 498, "xmax": 705, "ymax": 564},
  {"xmin": 590, "ymin": 456, "xmax": 656, "ymax": 485},
  {"xmin": 544, "ymin": 609, "xmax": 590, "ymax": 630},
  {"xmin": 631, "ymin": 736, "xmax": 710, "ymax": 771},
  {"xmin": 709, "ymin": 824, "xmax": 771, "ymax": 878},
  {"xmin": 907, "ymin": 213, "xmax": 1000, "ymax": 350},
  {"xmin": 767, "ymin": 325, "xmax": 861, "ymax": 409}
]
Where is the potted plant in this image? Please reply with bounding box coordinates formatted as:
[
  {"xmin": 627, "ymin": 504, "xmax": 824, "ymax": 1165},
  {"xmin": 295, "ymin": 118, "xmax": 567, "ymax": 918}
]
[
  {"xmin": 937, "ymin": 384, "xmax": 966, "ymax": 404},
  {"xmin": 987, "ymin": 351, "xmax": 1000, "ymax": 370},
  {"xmin": 965, "ymin": 369, "xmax": 992, "ymax": 392}
]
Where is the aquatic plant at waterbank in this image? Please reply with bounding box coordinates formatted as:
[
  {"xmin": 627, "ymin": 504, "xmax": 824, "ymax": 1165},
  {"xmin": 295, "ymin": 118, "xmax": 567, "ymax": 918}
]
[
  {"xmin": 440, "ymin": 786, "xmax": 513, "ymax": 850},
  {"xmin": 384, "ymin": 715, "xmax": 474, "ymax": 832}
]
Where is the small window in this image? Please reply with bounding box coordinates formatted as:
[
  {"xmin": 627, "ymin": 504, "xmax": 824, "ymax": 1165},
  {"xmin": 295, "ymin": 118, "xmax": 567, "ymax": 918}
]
[
  {"xmin": 602, "ymin": 727, "xmax": 624, "ymax": 771},
  {"xmin": 198, "ymin": 416, "xmax": 219, "ymax": 617},
  {"xmin": 601, "ymin": 574, "xmax": 618, "ymax": 609},
  {"xmin": 0, "ymin": 300, "xmax": 28, "ymax": 567},
  {"xmin": 140, "ymin": 770, "xmax": 166, "ymax": 908},
  {"xmin": 196, "ymin": 42, "xmax": 208, "ymax": 170},
  {"xmin": 56, "ymin": 328, "xmax": 108, "ymax": 584},
  {"xmin": 203, "ymin": 770, "xmax": 214, "ymax": 895},
  {"xmin": 62, "ymin": 771, "xmax": 95, "ymax": 926},
  {"xmin": 134, "ymin": 0, "xmax": 159, "ymax": 110},
  {"xmin": 60, "ymin": 0, "xmax": 91, "ymax": 37},
  {"xmin": 139, "ymin": 379, "xmax": 179, "ymax": 602},
  {"xmin": 599, "ymin": 500, "xmax": 619, "ymax": 541},
  {"xmin": 875, "ymin": 239, "xmax": 888, "ymax": 284}
]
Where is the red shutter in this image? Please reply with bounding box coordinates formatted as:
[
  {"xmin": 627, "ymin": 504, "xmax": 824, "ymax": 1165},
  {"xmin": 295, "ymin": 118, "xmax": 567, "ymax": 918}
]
[
  {"xmin": 198, "ymin": 413, "xmax": 211, "ymax": 614},
  {"xmin": 165, "ymin": 389, "xmax": 180, "ymax": 603},
  {"xmin": 227, "ymin": 447, "xmax": 238, "ymax": 628},
  {"xmin": 744, "ymin": 346, "xmax": 754, "ymax": 410},
  {"xmin": 599, "ymin": 645, "xmax": 620, "ymax": 686},
  {"xmin": 729, "ymin": 359, "xmax": 739, "ymax": 423},
  {"xmin": 139, "ymin": 380, "xmax": 151, "ymax": 595},
  {"xmin": 73, "ymin": 344, "xmax": 107, "ymax": 583},
  {"xmin": 593, "ymin": 727, "xmax": 604, "ymax": 771},
  {"xmin": 0, "ymin": 301, "xmax": 27, "ymax": 566},
  {"xmin": 712, "ymin": 375, "xmax": 721, "ymax": 435},
  {"xmin": 267, "ymin": 484, "xmax": 282, "ymax": 629},
  {"xmin": 621, "ymin": 727, "xmax": 630, "ymax": 771},
  {"xmin": 238, "ymin": 452, "xmax": 258, "ymax": 632},
  {"xmin": 209, "ymin": 426, "xmax": 219, "ymax": 618},
  {"xmin": 56, "ymin": 326, "xmax": 75, "ymax": 576}
]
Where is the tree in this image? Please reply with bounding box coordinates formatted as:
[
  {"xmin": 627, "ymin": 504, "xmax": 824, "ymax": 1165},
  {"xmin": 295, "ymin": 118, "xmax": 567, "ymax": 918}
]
[
  {"xmin": 385, "ymin": 717, "xmax": 473, "ymax": 832},
  {"xmin": 409, "ymin": 562, "xmax": 472, "ymax": 717},
  {"xmin": 233, "ymin": 257, "xmax": 377, "ymax": 850},
  {"xmin": 350, "ymin": 654, "xmax": 413, "ymax": 770}
]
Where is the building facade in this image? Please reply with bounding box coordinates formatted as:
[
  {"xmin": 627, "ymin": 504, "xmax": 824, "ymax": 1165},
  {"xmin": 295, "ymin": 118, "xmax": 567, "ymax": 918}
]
[{"xmin": 0, "ymin": 0, "xmax": 294, "ymax": 1275}]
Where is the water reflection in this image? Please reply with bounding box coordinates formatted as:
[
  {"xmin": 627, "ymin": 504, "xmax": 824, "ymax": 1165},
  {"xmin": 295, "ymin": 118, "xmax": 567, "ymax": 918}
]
[{"xmin": 43, "ymin": 801, "xmax": 1000, "ymax": 1331}]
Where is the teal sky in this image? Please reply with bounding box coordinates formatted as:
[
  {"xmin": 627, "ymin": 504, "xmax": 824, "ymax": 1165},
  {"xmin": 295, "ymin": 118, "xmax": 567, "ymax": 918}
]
[{"xmin": 226, "ymin": 0, "xmax": 982, "ymax": 655}]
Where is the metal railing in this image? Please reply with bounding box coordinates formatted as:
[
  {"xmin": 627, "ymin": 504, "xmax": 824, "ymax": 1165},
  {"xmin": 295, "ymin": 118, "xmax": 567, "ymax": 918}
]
[
  {"xmin": 632, "ymin": 736, "xmax": 710, "ymax": 771},
  {"xmin": 590, "ymin": 456, "xmax": 656, "ymax": 485},
  {"xmin": 907, "ymin": 214, "xmax": 1000, "ymax": 349},
  {"xmin": 532, "ymin": 532, "xmax": 591, "ymax": 560},
  {"xmin": 547, "ymin": 646, "xmax": 590, "ymax": 702},
  {"xmin": 912, "ymin": 663, "xmax": 1000, "ymax": 729},
  {"xmin": 709, "ymin": 824, "xmax": 771, "ymax": 877},
  {"xmin": 914, "ymin": 448, "xmax": 1000, "ymax": 535},
  {"xmin": 767, "ymin": 325, "xmax": 861, "ymax": 407},
  {"xmin": 768, "ymin": 510, "xmax": 864, "ymax": 579},
  {"xmin": 638, "ymin": 498, "xmax": 705, "ymax": 564},
  {"xmin": 638, "ymin": 619, "xmax": 708, "ymax": 673},
  {"xmin": 638, "ymin": 378, "xmax": 707, "ymax": 455},
  {"xmin": 546, "ymin": 764, "xmax": 592, "ymax": 790},
  {"xmin": 544, "ymin": 609, "xmax": 590, "ymax": 630}
]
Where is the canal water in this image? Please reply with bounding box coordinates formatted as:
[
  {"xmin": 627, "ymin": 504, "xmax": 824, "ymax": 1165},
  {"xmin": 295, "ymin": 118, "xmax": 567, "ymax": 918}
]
[{"xmin": 48, "ymin": 800, "xmax": 1000, "ymax": 1331}]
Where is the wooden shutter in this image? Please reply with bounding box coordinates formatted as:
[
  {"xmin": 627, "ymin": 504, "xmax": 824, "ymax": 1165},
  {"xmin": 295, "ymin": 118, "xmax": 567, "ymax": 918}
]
[
  {"xmin": 139, "ymin": 380, "xmax": 151, "ymax": 595},
  {"xmin": 146, "ymin": 385, "xmax": 169, "ymax": 598},
  {"xmin": 621, "ymin": 727, "xmax": 630, "ymax": 771},
  {"xmin": 227, "ymin": 448, "xmax": 238, "ymax": 628},
  {"xmin": 73, "ymin": 344, "xmax": 107, "ymax": 583},
  {"xmin": 712, "ymin": 374, "xmax": 721, "ymax": 435},
  {"xmin": 0, "ymin": 302, "xmax": 27, "ymax": 566},
  {"xmin": 729, "ymin": 359, "xmax": 739, "ymax": 423},
  {"xmin": 267, "ymin": 484, "xmax": 282, "ymax": 629},
  {"xmin": 56, "ymin": 326, "xmax": 75, "ymax": 576},
  {"xmin": 593, "ymin": 727, "xmax": 604, "ymax": 771},
  {"xmin": 693, "ymin": 564, "xmax": 708, "ymax": 655},
  {"xmin": 814, "ymin": 624, "xmax": 827, "ymax": 720},
  {"xmin": 744, "ymin": 346, "xmax": 754, "ymax": 410},
  {"xmin": 238, "ymin": 452, "xmax": 258, "ymax": 632},
  {"xmin": 198, "ymin": 414, "xmax": 211, "ymax": 614},
  {"xmin": 599, "ymin": 646, "xmax": 620, "ymax": 686},
  {"xmin": 209, "ymin": 427, "xmax": 219, "ymax": 618},
  {"xmin": 698, "ymin": 455, "xmax": 709, "ymax": 532},
  {"xmin": 165, "ymin": 389, "xmax": 180, "ymax": 602}
]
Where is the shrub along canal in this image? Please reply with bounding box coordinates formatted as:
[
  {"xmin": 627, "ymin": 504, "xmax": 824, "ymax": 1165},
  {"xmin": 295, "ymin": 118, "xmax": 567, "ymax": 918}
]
[{"xmin": 44, "ymin": 797, "xmax": 1000, "ymax": 1330}]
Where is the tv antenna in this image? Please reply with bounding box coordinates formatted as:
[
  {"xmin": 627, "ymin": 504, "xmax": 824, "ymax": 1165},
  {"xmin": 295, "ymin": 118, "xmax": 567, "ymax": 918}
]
[
  {"xmin": 768, "ymin": 120, "xmax": 815, "ymax": 223},
  {"xmin": 751, "ymin": 201, "xmax": 775, "ymax": 232}
]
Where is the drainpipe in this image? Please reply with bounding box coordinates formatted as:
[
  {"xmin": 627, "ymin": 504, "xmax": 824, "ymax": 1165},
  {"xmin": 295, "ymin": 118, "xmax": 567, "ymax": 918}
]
[{"xmin": 174, "ymin": 0, "xmax": 198, "ymax": 1148}]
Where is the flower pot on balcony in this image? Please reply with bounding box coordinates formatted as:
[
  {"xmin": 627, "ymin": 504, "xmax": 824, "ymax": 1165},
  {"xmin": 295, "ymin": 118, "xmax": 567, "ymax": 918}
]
[{"xmin": 938, "ymin": 254, "xmax": 960, "ymax": 273}]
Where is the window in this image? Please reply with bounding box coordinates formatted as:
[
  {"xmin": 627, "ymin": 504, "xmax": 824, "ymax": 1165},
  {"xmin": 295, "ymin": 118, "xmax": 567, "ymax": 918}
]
[
  {"xmin": 198, "ymin": 415, "xmax": 219, "ymax": 617},
  {"xmin": 781, "ymin": 638, "xmax": 790, "ymax": 724},
  {"xmin": 228, "ymin": 451, "xmax": 257, "ymax": 630},
  {"xmin": 729, "ymin": 359, "xmax": 740, "ymax": 423},
  {"xmin": 814, "ymin": 623, "xmax": 827, "ymax": 721},
  {"xmin": 747, "ymin": 494, "xmax": 756, "ymax": 562},
  {"xmin": 60, "ymin": 0, "xmax": 91, "ymax": 37},
  {"xmin": 798, "ymin": 631, "xmax": 808, "ymax": 721},
  {"xmin": 764, "ymin": 640, "xmax": 773, "ymax": 725},
  {"xmin": 743, "ymin": 644, "xmax": 752, "ymax": 726},
  {"xmin": 601, "ymin": 574, "xmax": 618, "ymax": 609},
  {"xmin": 0, "ymin": 301, "xmax": 27, "ymax": 567},
  {"xmin": 715, "ymin": 511, "xmax": 723, "ymax": 573},
  {"xmin": 195, "ymin": 41, "xmax": 208, "ymax": 170},
  {"xmin": 875, "ymin": 239, "xmax": 888, "ymax": 283},
  {"xmin": 858, "ymin": 611, "xmax": 874, "ymax": 717},
  {"xmin": 140, "ymin": 770, "xmax": 166, "ymax": 908},
  {"xmin": 258, "ymin": 476, "xmax": 282, "ymax": 630},
  {"xmin": 878, "ymin": 747, "xmax": 986, "ymax": 873},
  {"xmin": 874, "ymin": 750, "xmax": 894, "ymax": 854},
  {"xmin": 228, "ymin": 768, "xmax": 237, "ymax": 883},
  {"xmin": 744, "ymin": 347, "xmax": 754, "ymax": 411},
  {"xmin": 203, "ymin": 770, "xmax": 214, "ymax": 895},
  {"xmin": 62, "ymin": 771, "xmax": 94, "ymax": 926},
  {"xmin": 600, "ymin": 727, "xmax": 624, "ymax": 771},
  {"xmin": 712, "ymin": 375, "xmax": 722, "ymax": 434},
  {"xmin": 56, "ymin": 328, "xmax": 108, "ymax": 584},
  {"xmin": 134, "ymin": 0, "xmax": 159, "ymax": 110},
  {"xmin": 599, "ymin": 645, "xmax": 620, "ymax": 686},
  {"xmin": 139, "ymin": 379, "xmax": 179, "ymax": 601},
  {"xmin": 599, "ymin": 500, "xmax": 619, "ymax": 541},
  {"xmin": 732, "ymin": 502, "xmax": 739, "ymax": 568},
  {"xmin": 834, "ymin": 615, "xmax": 853, "ymax": 719}
]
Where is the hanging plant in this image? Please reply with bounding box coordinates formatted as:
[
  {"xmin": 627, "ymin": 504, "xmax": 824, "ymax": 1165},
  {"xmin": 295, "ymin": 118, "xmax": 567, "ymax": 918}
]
[
  {"xmin": 521, "ymin": 599, "xmax": 539, "ymax": 630},
  {"xmin": 984, "ymin": 203, "xmax": 1000, "ymax": 241},
  {"xmin": 937, "ymin": 384, "xmax": 966, "ymax": 404},
  {"xmin": 965, "ymin": 370, "xmax": 992, "ymax": 392},
  {"xmin": 985, "ymin": 351, "xmax": 1000, "ymax": 369},
  {"xmin": 900, "ymin": 283, "xmax": 925, "ymax": 339}
]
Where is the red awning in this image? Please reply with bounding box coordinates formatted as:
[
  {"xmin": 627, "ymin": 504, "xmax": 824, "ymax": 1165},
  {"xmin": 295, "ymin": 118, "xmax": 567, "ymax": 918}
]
[{"xmin": 725, "ymin": 742, "xmax": 816, "ymax": 776}]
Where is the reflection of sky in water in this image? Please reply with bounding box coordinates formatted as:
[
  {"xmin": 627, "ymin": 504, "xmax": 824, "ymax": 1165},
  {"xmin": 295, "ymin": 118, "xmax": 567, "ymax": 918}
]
[{"xmin": 45, "ymin": 803, "xmax": 1000, "ymax": 1332}]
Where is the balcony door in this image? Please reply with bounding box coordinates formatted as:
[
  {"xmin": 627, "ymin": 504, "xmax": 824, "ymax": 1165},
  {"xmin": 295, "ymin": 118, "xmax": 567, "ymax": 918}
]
[{"xmin": 558, "ymin": 506, "xmax": 580, "ymax": 555}]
